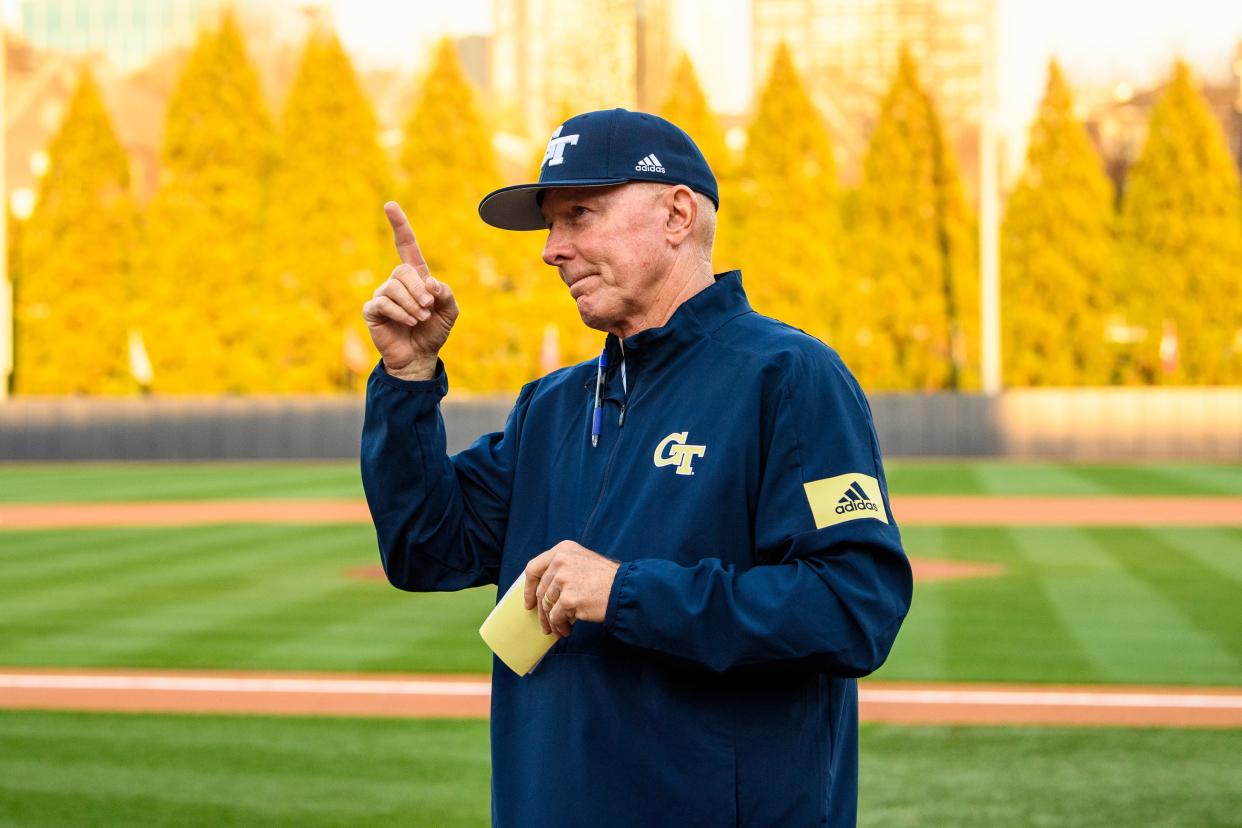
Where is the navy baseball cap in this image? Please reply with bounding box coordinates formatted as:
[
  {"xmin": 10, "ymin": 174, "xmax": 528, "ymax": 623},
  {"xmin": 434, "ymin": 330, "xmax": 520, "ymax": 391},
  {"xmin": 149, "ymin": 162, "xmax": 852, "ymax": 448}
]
[{"xmin": 478, "ymin": 108, "xmax": 719, "ymax": 231}]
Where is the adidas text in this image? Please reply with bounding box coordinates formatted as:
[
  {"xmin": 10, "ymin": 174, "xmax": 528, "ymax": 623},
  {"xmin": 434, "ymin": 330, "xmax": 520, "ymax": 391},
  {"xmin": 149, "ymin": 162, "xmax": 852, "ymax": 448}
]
[
  {"xmin": 835, "ymin": 499, "xmax": 879, "ymax": 515},
  {"xmin": 636, "ymin": 154, "xmax": 665, "ymax": 173}
]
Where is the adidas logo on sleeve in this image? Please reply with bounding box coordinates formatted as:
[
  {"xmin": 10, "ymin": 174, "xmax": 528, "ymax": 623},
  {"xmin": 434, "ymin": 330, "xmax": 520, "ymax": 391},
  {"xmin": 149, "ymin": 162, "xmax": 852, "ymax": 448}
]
[
  {"xmin": 635, "ymin": 154, "xmax": 666, "ymax": 173},
  {"xmin": 802, "ymin": 473, "xmax": 890, "ymax": 529}
]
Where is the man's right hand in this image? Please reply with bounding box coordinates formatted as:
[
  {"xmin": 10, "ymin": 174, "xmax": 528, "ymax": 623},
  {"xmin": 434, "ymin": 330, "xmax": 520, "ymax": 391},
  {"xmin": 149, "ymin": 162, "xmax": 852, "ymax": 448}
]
[{"xmin": 362, "ymin": 201, "xmax": 459, "ymax": 381}]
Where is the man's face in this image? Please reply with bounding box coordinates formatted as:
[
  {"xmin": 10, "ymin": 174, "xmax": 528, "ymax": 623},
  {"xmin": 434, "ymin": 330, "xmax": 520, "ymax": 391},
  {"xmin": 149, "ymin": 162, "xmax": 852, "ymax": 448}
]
[{"xmin": 539, "ymin": 184, "xmax": 670, "ymax": 336}]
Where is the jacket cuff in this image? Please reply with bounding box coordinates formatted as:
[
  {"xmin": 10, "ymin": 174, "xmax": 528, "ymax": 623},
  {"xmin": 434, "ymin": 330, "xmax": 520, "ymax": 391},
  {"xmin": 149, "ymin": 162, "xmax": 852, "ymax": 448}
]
[
  {"xmin": 368, "ymin": 358, "xmax": 448, "ymax": 397},
  {"xmin": 603, "ymin": 560, "xmax": 635, "ymax": 635}
]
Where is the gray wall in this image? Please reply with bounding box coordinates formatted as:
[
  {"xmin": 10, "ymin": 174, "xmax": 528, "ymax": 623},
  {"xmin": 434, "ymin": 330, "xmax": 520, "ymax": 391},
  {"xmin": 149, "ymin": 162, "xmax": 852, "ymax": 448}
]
[{"xmin": 1, "ymin": 388, "xmax": 1239, "ymax": 461}]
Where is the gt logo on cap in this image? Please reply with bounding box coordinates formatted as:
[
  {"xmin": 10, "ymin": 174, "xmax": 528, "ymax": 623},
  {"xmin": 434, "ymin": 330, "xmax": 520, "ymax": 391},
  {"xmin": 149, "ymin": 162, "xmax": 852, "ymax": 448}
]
[{"xmin": 543, "ymin": 125, "xmax": 579, "ymax": 167}]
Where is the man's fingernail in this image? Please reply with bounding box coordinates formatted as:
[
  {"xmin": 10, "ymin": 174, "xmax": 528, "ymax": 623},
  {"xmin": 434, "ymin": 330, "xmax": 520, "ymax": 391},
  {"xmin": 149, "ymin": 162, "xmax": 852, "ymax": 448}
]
[{"xmin": 426, "ymin": 276, "xmax": 438, "ymax": 289}]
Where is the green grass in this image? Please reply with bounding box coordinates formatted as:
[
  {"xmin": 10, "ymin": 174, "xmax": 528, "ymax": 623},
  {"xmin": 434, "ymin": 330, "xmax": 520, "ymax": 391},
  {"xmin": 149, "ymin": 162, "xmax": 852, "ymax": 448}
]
[
  {"xmin": 0, "ymin": 710, "xmax": 1238, "ymax": 827},
  {"xmin": 1, "ymin": 460, "xmax": 1238, "ymax": 502},
  {"xmin": 882, "ymin": 460, "xmax": 1242, "ymax": 496},
  {"xmin": 0, "ymin": 710, "xmax": 491, "ymax": 827},
  {"xmin": 877, "ymin": 525, "xmax": 1242, "ymax": 685},
  {"xmin": 0, "ymin": 462, "xmax": 364, "ymax": 502},
  {"xmin": 0, "ymin": 524, "xmax": 495, "ymax": 673},
  {"xmin": 2, "ymin": 522, "xmax": 1240, "ymax": 685},
  {"xmin": 859, "ymin": 724, "xmax": 1242, "ymax": 827}
]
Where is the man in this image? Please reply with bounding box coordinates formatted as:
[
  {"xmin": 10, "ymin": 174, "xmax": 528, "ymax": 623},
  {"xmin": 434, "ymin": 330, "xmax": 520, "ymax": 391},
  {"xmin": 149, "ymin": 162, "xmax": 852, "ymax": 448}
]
[{"xmin": 361, "ymin": 108, "xmax": 912, "ymax": 827}]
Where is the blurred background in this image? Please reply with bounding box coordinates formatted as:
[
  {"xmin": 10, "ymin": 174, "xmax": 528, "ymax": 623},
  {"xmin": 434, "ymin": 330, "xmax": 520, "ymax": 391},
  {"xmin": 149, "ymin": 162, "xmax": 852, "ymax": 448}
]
[
  {"xmin": 1, "ymin": 2, "xmax": 1240, "ymax": 826},
  {"xmin": 3, "ymin": 0, "xmax": 1242, "ymax": 392},
  {"xmin": 1, "ymin": 0, "xmax": 1241, "ymax": 459}
]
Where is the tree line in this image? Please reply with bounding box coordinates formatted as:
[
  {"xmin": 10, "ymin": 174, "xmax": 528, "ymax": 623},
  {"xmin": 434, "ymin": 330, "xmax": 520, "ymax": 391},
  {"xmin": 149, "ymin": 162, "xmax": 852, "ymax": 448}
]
[{"xmin": 11, "ymin": 13, "xmax": 1242, "ymax": 395}]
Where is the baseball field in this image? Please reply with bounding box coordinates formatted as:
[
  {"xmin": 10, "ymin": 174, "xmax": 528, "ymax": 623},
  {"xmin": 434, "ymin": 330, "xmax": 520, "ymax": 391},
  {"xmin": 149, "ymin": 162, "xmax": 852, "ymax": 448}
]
[{"xmin": 1, "ymin": 460, "xmax": 1240, "ymax": 826}]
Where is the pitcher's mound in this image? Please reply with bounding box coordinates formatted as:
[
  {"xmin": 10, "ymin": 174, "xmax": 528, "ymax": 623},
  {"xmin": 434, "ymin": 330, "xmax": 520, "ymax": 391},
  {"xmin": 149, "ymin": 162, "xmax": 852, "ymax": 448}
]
[{"xmin": 910, "ymin": 558, "xmax": 1005, "ymax": 582}]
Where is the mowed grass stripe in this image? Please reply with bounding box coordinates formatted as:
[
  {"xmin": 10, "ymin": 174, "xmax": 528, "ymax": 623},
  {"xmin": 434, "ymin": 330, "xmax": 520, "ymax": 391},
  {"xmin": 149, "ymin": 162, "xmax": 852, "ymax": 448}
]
[
  {"xmin": 1088, "ymin": 527, "xmax": 1242, "ymax": 665},
  {"xmin": 939, "ymin": 527, "xmax": 1096, "ymax": 684},
  {"xmin": 247, "ymin": 588, "xmax": 496, "ymax": 674},
  {"xmin": 0, "ymin": 524, "xmax": 275, "ymax": 589},
  {"xmin": 972, "ymin": 464, "xmax": 1112, "ymax": 496},
  {"xmin": 1014, "ymin": 527, "xmax": 1239, "ymax": 685},
  {"xmin": 1151, "ymin": 463, "xmax": 1242, "ymax": 495},
  {"xmin": 0, "ymin": 710, "xmax": 490, "ymax": 827},
  {"xmin": 4, "ymin": 522, "xmax": 1239, "ymax": 683},
  {"xmin": 0, "ymin": 525, "xmax": 497, "ymax": 674},
  {"xmin": 1061, "ymin": 463, "xmax": 1242, "ymax": 496},
  {"xmin": 107, "ymin": 557, "xmax": 490, "ymax": 673},
  {"xmin": 0, "ymin": 524, "xmax": 332, "ymax": 618},
  {"xmin": 883, "ymin": 464, "xmax": 983, "ymax": 495},
  {"xmin": 876, "ymin": 527, "xmax": 949, "ymax": 679},
  {"xmin": 0, "ymin": 462, "xmax": 364, "ymax": 503},
  {"xmin": 1153, "ymin": 526, "xmax": 1242, "ymax": 585},
  {"xmin": 98, "ymin": 567, "xmax": 384, "ymax": 671},
  {"xmin": 3, "ymin": 461, "xmax": 1238, "ymax": 504},
  {"xmin": 2, "ymin": 526, "xmax": 371, "ymax": 667},
  {"xmin": 2, "ymin": 710, "xmax": 1241, "ymax": 827},
  {"xmin": 884, "ymin": 461, "xmax": 1240, "ymax": 496},
  {"xmin": 859, "ymin": 724, "xmax": 1242, "ymax": 828}
]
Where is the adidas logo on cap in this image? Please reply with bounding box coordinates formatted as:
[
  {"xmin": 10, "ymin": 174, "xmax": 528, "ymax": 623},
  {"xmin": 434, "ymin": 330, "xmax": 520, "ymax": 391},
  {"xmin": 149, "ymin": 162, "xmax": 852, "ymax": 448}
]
[
  {"xmin": 836, "ymin": 481, "xmax": 879, "ymax": 515},
  {"xmin": 635, "ymin": 154, "xmax": 666, "ymax": 173}
]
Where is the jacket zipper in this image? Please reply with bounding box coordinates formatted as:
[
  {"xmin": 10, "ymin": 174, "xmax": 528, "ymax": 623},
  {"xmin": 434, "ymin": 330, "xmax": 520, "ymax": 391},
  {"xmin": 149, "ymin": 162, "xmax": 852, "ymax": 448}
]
[
  {"xmin": 581, "ymin": 401, "xmax": 625, "ymax": 542},
  {"xmin": 583, "ymin": 341, "xmax": 630, "ymax": 541}
]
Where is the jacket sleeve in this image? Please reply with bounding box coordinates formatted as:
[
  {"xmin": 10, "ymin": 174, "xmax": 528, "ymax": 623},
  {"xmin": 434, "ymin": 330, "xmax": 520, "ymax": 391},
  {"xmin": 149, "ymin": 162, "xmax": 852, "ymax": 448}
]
[
  {"xmin": 602, "ymin": 348, "xmax": 913, "ymax": 676},
  {"xmin": 360, "ymin": 360, "xmax": 532, "ymax": 592}
]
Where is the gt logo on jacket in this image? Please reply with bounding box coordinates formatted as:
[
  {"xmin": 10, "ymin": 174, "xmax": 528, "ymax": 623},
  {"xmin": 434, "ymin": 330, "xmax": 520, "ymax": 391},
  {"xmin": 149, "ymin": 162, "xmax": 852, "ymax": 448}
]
[{"xmin": 653, "ymin": 432, "xmax": 706, "ymax": 476}]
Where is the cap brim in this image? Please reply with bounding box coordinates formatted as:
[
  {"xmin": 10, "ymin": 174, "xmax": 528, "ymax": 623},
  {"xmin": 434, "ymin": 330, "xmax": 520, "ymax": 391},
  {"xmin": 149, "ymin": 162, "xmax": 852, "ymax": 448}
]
[{"xmin": 478, "ymin": 178, "xmax": 628, "ymax": 231}]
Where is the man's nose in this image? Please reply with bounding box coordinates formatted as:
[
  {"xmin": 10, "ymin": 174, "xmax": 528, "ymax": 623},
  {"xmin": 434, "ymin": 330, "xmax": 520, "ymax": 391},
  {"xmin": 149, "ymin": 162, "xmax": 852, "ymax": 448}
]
[{"xmin": 541, "ymin": 226, "xmax": 571, "ymax": 267}]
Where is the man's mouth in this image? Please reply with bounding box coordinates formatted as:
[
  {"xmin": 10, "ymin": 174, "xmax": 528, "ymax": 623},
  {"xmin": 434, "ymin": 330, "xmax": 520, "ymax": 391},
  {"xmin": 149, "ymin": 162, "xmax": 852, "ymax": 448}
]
[{"xmin": 566, "ymin": 273, "xmax": 596, "ymax": 297}]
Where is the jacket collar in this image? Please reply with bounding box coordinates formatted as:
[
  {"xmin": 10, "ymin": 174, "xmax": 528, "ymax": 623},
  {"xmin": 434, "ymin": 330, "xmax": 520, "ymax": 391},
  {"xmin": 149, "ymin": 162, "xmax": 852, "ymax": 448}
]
[{"xmin": 601, "ymin": 270, "xmax": 750, "ymax": 376}]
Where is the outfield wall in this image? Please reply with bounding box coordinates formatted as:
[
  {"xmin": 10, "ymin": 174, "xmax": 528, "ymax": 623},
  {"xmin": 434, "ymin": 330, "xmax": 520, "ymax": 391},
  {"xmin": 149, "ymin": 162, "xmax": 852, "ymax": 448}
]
[{"xmin": 1, "ymin": 388, "xmax": 1239, "ymax": 460}]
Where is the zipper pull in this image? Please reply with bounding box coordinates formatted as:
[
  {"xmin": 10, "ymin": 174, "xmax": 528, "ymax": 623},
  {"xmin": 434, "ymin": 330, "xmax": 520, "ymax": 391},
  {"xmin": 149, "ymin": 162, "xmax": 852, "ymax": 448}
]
[{"xmin": 618, "ymin": 403, "xmax": 627, "ymax": 427}]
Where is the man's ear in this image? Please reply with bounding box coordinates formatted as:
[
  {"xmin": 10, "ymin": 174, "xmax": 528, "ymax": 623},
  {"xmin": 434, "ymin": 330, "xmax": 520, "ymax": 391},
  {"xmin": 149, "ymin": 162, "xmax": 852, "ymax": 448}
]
[{"xmin": 663, "ymin": 185, "xmax": 697, "ymax": 246}]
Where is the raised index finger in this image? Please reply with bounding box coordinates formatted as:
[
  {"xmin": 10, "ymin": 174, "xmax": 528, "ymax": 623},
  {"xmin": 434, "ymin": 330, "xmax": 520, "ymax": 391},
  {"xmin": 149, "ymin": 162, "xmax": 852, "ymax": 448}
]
[{"xmin": 384, "ymin": 201, "xmax": 427, "ymax": 271}]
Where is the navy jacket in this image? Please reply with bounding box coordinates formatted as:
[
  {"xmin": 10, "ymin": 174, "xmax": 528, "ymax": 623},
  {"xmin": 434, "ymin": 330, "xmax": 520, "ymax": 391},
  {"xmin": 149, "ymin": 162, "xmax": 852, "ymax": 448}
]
[{"xmin": 361, "ymin": 271, "xmax": 912, "ymax": 827}]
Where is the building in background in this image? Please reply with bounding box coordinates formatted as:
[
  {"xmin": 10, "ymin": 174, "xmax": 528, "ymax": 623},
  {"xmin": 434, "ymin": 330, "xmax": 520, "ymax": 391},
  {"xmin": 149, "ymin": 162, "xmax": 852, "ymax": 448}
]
[
  {"xmin": 19, "ymin": 0, "xmax": 245, "ymax": 73},
  {"xmin": 489, "ymin": 0, "xmax": 673, "ymax": 139},
  {"xmin": 5, "ymin": 1, "xmax": 361, "ymax": 217},
  {"xmin": 1080, "ymin": 46, "xmax": 1242, "ymax": 199},
  {"xmin": 752, "ymin": 0, "xmax": 992, "ymax": 192}
]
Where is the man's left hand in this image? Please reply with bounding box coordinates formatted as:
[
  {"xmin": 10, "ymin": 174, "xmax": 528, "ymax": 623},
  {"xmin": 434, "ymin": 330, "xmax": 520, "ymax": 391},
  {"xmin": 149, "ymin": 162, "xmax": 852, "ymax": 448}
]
[{"xmin": 524, "ymin": 541, "xmax": 621, "ymax": 638}]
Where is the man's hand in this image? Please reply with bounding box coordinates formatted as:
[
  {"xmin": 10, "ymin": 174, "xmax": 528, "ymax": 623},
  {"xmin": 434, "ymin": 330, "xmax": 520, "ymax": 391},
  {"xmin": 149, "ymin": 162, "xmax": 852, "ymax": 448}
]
[
  {"xmin": 361, "ymin": 202, "xmax": 459, "ymax": 380},
  {"xmin": 524, "ymin": 541, "xmax": 621, "ymax": 638}
]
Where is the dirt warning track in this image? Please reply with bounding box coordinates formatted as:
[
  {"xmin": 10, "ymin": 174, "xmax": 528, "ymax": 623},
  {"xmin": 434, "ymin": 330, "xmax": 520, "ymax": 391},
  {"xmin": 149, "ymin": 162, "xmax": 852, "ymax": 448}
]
[
  {"xmin": 2, "ymin": 669, "xmax": 1240, "ymax": 728},
  {"xmin": 2, "ymin": 495, "xmax": 1240, "ymax": 529}
]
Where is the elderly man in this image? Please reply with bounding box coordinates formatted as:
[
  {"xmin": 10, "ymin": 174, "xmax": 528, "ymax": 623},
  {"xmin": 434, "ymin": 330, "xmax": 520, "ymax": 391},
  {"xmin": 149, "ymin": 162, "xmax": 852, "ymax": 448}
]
[{"xmin": 361, "ymin": 108, "xmax": 911, "ymax": 827}]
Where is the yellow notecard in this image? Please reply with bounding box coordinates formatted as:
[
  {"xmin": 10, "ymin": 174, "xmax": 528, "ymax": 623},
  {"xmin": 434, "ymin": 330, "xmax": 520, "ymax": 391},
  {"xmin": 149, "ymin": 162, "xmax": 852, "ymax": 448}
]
[{"xmin": 479, "ymin": 572, "xmax": 557, "ymax": 676}]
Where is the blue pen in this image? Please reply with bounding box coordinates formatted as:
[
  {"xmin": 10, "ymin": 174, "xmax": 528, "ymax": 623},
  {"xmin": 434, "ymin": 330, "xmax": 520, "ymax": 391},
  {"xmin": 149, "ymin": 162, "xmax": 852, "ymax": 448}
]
[{"xmin": 591, "ymin": 348, "xmax": 607, "ymax": 447}]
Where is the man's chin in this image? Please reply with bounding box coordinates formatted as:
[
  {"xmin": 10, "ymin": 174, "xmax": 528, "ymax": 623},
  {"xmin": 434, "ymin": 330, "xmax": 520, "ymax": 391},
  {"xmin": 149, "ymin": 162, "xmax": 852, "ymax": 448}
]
[{"xmin": 574, "ymin": 298, "xmax": 613, "ymax": 335}]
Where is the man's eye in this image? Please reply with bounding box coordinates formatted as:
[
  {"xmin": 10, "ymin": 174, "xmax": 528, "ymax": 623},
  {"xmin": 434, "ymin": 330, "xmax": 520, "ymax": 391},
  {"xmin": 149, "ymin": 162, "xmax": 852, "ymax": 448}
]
[{"xmin": 572, "ymin": 206, "xmax": 588, "ymax": 217}]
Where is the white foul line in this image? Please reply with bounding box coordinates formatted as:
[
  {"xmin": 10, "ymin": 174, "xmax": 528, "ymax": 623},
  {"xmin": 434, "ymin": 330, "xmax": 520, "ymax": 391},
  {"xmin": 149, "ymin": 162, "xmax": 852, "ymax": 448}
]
[
  {"xmin": 0, "ymin": 675, "xmax": 490, "ymax": 696},
  {"xmin": 1, "ymin": 675, "xmax": 1241, "ymax": 711}
]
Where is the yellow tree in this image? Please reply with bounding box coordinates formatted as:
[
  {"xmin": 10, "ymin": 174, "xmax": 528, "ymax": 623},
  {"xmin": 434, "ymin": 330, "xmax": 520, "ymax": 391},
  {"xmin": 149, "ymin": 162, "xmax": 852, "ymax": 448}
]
[
  {"xmin": 848, "ymin": 49, "xmax": 976, "ymax": 390},
  {"xmin": 265, "ymin": 27, "xmax": 392, "ymax": 392},
  {"xmin": 15, "ymin": 68, "xmax": 135, "ymax": 394},
  {"xmin": 399, "ymin": 39, "xmax": 591, "ymax": 391},
  {"xmin": 734, "ymin": 43, "xmax": 842, "ymax": 345},
  {"xmin": 1002, "ymin": 60, "xmax": 1116, "ymax": 386},
  {"xmin": 1117, "ymin": 60, "xmax": 1242, "ymax": 384},
  {"xmin": 136, "ymin": 12, "xmax": 276, "ymax": 393},
  {"xmin": 658, "ymin": 52, "xmax": 737, "ymax": 274}
]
